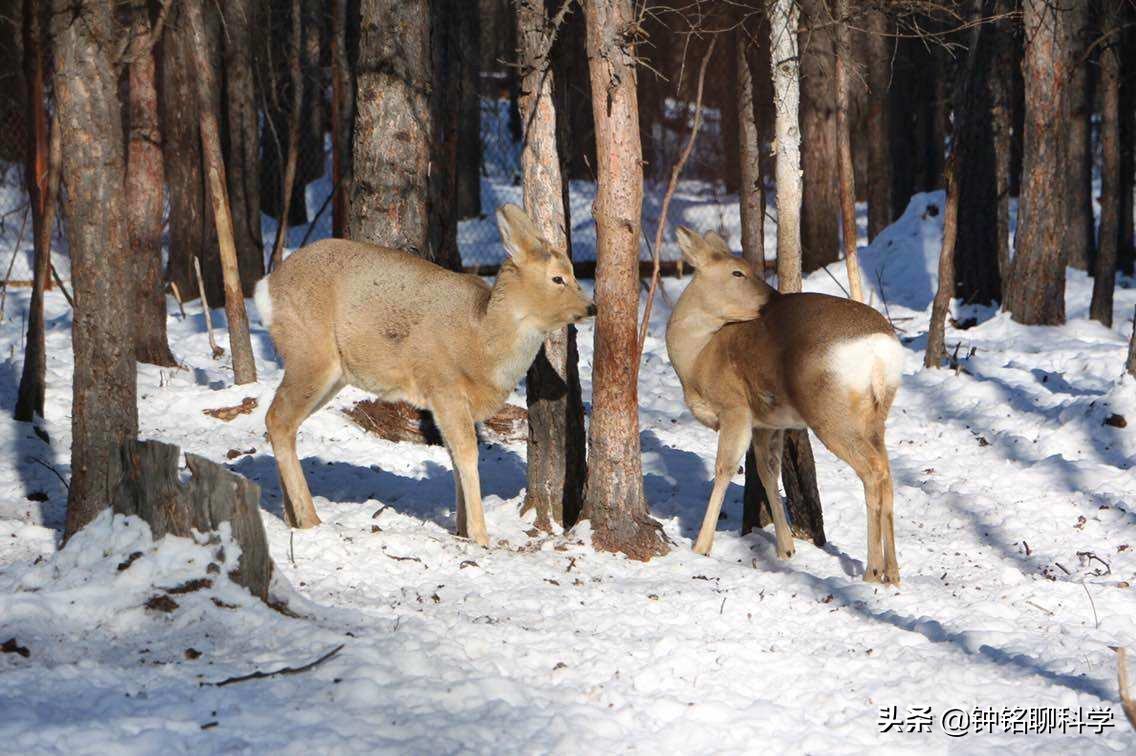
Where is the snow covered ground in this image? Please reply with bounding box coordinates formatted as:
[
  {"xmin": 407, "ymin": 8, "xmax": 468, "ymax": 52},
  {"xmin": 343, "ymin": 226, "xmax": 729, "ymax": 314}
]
[{"xmin": 2, "ymin": 186, "xmax": 1136, "ymax": 753}]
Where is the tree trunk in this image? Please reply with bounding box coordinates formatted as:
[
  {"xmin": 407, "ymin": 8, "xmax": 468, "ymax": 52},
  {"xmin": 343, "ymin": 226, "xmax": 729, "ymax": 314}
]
[
  {"xmin": 864, "ymin": 7, "xmax": 892, "ymax": 241},
  {"xmin": 515, "ymin": 0, "xmax": 587, "ymax": 531},
  {"xmin": 112, "ymin": 440, "xmax": 274, "ymax": 602},
  {"xmin": 185, "ymin": 0, "xmax": 257, "ymax": 385},
  {"xmin": 53, "ymin": 0, "xmax": 139, "ymax": 540},
  {"xmin": 125, "ymin": 8, "xmax": 177, "ymax": 368},
  {"xmin": 1005, "ymin": 0, "xmax": 1075, "ymax": 325},
  {"xmin": 298, "ymin": 0, "xmax": 325, "ymax": 191},
  {"xmin": 582, "ymin": 0, "xmax": 666, "ymax": 560},
  {"xmin": 1128, "ymin": 306, "xmax": 1136, "ymax": 378},
  {"xmin": 1064, "ymin": 0, "xmax": 1095, "ymax": 272},
  {"xmin": 269, "ymin": 0, "xmax": 305, "ymax": 272},
  {"xmin": 457, "ymin": 3, "xmax": 482, "ymax": 220},
  {"xmin": 745, "ymin": 0, "xmax": 826, "ymax": 548},
  {"xmin": 555, "ymin": 5, "xmax": 595, "ymax": 182},
  {"xmin": 1117, "ymin": 14, "xmax": 1135, "ymax": 275},
  {"xmin": 953, "ymin": 0, "xmax": 1001, "ymax": 307},
  {"xmin": 330, "ymin": 0, "xmax": 354, "ymax": 238},
  {"xmin": 989, "ymin": 0, "xmax": 1016, "ymax": 285},
  {"xmin": 1090, "ymin": 0, "xmax": 1123, "ymax": 327},
  {"xmin": 833, "ymin": 0, "xmax": 863, "ymax": 302},
  {"xmin": 736, "ymin": 24, "xmax": 764, "ymax": 272},
  {"xmin": 428, "ymin": 0, "xmax": 464, "ymax": 271},
  {"xmin": 160, "ymin": 3, "xmax": 222, "ymax": 305},
  {"xmin": 223, "ymin": 0, "xmax": 264, "ymax": 294},
  {"xmin": 350, "ymin": 0, "xmax": 433, "ymax": 256},
  {"xmin": 798, "ymin": 0, "xmax": 839, "ymax": 273},
  {"xmin": 14, "ymin": 0, "xmax": 55, "ymax": 422}
]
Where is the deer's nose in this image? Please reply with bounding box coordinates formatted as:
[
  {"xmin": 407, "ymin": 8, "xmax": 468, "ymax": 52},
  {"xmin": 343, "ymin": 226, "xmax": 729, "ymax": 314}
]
[{"xmin": 586, "ymin": 304, "xmax": 597, "ymax": 317}]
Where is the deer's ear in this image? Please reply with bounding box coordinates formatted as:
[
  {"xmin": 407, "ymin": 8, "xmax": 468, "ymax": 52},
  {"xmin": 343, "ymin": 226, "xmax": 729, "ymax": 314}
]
[
  {"xmin": 496, "ymin": 204, "xmax": 547, "ymax": 264},
  {"xmin": 676, "ymin": 226, "xmax": 713, "ymax": 269},
  {"xmin": 703, "ymin": 231, "xmax": 733, "ymax": 256}
]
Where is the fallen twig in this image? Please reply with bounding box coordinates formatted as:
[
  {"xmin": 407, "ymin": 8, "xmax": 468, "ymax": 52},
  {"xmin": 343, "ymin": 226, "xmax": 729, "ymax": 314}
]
[
  {"xmin": 636, "ymin": 37, "xmax": 717, "ymax": 374},
  {"xmin": 194, "ymin": 256, "xmax": 223, "ymax": 359},
  {"xmin": 49, "ymin": 264, "xmax": 73, "ymax": 307},
  {"xmin": 208, "ymin": 644, "xmax": 344, "ymax": 687}
]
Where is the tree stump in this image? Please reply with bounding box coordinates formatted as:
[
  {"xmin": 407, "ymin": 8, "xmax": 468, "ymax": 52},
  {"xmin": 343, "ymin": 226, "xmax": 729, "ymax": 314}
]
[{"xmin": 112, "ymin": 439, "xmax": 273, "ymax": 602}]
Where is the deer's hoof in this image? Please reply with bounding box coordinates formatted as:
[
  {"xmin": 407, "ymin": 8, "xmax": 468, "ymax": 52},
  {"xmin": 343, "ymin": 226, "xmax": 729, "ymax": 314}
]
[
  {"xmin": 863, "ymin": 565, "xmax": 900, "ymax": 586},
  {"xmin": 776, "ymin": 542, "xmax": 795, "ymax": 560}
]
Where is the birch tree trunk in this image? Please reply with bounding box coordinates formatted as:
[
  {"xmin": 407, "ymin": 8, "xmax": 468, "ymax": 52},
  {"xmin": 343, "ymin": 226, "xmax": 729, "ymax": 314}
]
[
  {"xmin": 53, "ymin": 0, "xmax": 139, "ymax": 540},
  {"xmin": 747, "ymin": 0, "xmax": 825, "ymax": 548},
  {"xmin": 185, "ymin": 0, "xmax": 257, "ymax": 385},
  {"xmin": 833, "ymin": 0, "xmax": 863, "ymax": 302},
  {"xmin": 516, "ymin": 0, "xmax": 587, "ymax": 530},
  {"xmin": 350, "ymin": 0, "xmax": 433, "ymax": 256},
  {"xmin": 1005, "ymin": 0, "xmax": 1076, "ymax": 325},
  {"xmin": 582, "ymin": 0, "xmax": 666, "ymax": 559},
  {"xmin": 125, "ymin": 6, "xmax": 177, "ymax": 368},
  {"xmin": 1090, "ymin": 0, "xmax": 1124, "ymax": 326}
]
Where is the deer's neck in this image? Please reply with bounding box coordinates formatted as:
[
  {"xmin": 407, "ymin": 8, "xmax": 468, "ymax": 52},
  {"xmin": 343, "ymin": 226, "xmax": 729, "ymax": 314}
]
[
  {"xmin": 666, "ymin": 295, "xmax": 724, "ymax": 388},
  {"xmin": 481, "ymin": 278, "xmax": 547, "ymax": 392}
]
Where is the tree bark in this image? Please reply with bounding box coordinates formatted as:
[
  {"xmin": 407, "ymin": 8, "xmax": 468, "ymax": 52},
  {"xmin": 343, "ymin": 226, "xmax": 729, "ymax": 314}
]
[
  {"xmin": 269, "ymin": 0, "xmax": 305, "ymax": 272},
  {"xmin": 185, "ymin": 0, "xmax": 257, "ymax": 385},
  {"xmin": 125, "ymin": 7, "xmax": 177, "ymax": 368},
  {"xmin": 1117, "ymin": 11, "xmax": 1134, "ymax": 275},
  {"xmin": 515, "ymin": 0, "xmax": 587, "ymax": 531},
  {"xmin": 160, "ymin": 3, "xmax": 222, "ymax": 305},
  {"xmin": 1090, "ymin": 0, "xmax": 1123, "ymax": 327},
  {"xmin": 745, "ymin": 0, "xmax": 826, "ymax": 548},
  {"xmin": 864, "ymin": 6, "xmax": 892, "ymax": 241},
  {"xmin": 53, "ymin": 0, "xmax": 139, "ymax": 540},
  {"xmin": 14, "ymin": 0, "xmax": 56, "ymax": 422},
  {"xmin": 555, "ymin": 5, "xmax": 595, "ymax": 182},
  {"xmin": 1064, "ymin": 0, "xmax": 1095, "ymax": 272},
  {"xmin": 736, "ymin": 24, "xmax": 765, "ymax": 272},
  {"xmin": 298, "ymin": 0, "xmax": 325, "ymax": 191},
  {"xmin": 457, "ymin": 3, "xmax": 482, "ymax": 220},
  {"xmin": 428, "ymin": 0, "xmax": 465, "ymax": 271},
  {"xmin": 330, "ymin": 0, "xmax": 354, "ymax": 238},
  {"xmin": 989, "ymin": 0, "xmax": 1016, "ymax": 285},
  {"xmin": 582, "ymin": 0, "xmax": 667, "ymax": 559},
  {"xmin": 833, "ymin": 0, "xmax": 864, "ymax": 302},
  {"xmin": 1005, "ymin": 0, "xmax": 1076, "ymax": 325},
  {"xmin": 953, "ymin": 0, "xmax": 1001, "ymax": 307},
  {"xmin": 798, "ymin": 0, "xmax": 839, "ymax": 273},
  {"xmin": 222, "ymin": 0, "xmax": 264, "ymax": 293},
  {"xmin": 350, "ymin": 0, "xmax": 433, "ymax": 256}
]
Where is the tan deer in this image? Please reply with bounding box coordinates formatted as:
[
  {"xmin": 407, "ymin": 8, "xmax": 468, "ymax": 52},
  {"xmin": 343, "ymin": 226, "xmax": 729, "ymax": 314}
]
[
  {"xmin": 666, "ymin": 228, "xmax": 905, "ymax": 583},
  {"xmin": 255, "ymin": 205, "xmax": 595, "ymax": 546}
]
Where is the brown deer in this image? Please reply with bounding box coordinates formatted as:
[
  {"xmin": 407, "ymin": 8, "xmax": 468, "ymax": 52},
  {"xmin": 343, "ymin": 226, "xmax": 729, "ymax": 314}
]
[
  {"xmin": 666, "ymin": 228, "xmax": 905, "ymax": 583},
  {"xmin": 255, "ymin": 205, "xmax": 595, "ymax": 546}
]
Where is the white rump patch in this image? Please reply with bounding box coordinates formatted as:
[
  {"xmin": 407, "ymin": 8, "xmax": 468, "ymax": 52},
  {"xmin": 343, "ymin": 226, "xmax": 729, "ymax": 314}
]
[
  {"xmin": 253, "ymin": 277, "xmax": 273, "ymax": 327},
  {"xmin": 826, "ymin": 333, "xmax": 905, "ymax": 395}
]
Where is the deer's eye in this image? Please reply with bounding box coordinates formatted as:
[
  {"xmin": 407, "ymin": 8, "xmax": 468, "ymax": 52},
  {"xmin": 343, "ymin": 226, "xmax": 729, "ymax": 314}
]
[
  {"xmin": 732, "ymin": 270, "xmax": 746, "ymax": 278},
  {"xmin": 552, "ymin": 276, "xmax": 565, "ymax": 285}
]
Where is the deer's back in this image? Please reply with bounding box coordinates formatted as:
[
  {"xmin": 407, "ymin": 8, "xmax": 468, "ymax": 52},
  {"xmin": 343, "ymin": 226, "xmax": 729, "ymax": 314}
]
[
  {"xmin": 699, "ymin": 293, "xmax": 900, "ymax": 429},
  {"xmin": 267, "ymin": 239, "xmax": 492, "ymax": 403}
]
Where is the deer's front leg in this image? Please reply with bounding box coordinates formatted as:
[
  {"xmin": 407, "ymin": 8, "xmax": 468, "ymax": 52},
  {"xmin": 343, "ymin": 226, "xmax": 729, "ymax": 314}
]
[
  {"xmin": 693, "ymin": 408, "xmax": 753, "ymax": 556},
  {"xmin": 434, "ymin": 404, "xmax": 488, "ymax": 547}
]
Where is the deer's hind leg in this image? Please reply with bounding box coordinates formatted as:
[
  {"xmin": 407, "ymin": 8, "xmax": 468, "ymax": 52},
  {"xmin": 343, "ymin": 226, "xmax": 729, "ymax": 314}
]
[
  {"xmin": 809, "ymin": 398, "xmax": 897, "ymax": 584},
  {"xmin": 266, "ymin": 349, "xmax": 344, "ymax": 528},
  {"xmin": 751, "ymin": 428, "xmax": 795, "ymax": 559}
]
